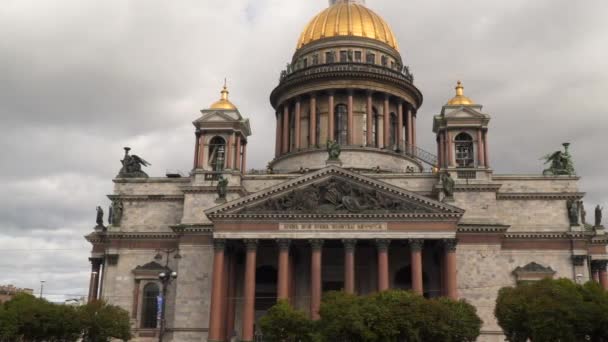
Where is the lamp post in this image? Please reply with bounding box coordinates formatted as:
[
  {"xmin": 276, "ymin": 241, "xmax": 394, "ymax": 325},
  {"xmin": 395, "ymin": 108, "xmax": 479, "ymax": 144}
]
[
  {"xmin": 39, "ymin": 280, "xmax": 45, "ymax": 299},
  {"xmin": 155, "ymin": 248, "xmax": 180, "ymax": 342}
]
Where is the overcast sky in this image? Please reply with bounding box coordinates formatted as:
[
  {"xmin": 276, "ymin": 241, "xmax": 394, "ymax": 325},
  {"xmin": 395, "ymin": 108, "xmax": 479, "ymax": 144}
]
[{"xmin": 1, "ymin": 0, "xmax": 607, "ymax": 302}]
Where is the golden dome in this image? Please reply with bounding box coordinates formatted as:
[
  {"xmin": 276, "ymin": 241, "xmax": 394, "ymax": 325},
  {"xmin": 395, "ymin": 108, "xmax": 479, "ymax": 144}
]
[
  {"xmin": 297, "ymin": 2, "xmax": 399, "ymax": 51},
  {"xmin": 447, "ymin": 81, "xmax": 475, "ymax": 106},
  {"xmin": 209, "ymin": 84, "xmax": 237, "ymax": 110}
]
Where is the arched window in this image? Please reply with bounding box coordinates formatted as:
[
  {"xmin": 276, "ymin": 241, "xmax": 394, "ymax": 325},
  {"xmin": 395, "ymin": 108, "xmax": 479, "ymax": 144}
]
[
  {"xmin": 455, "ymin": 133, "xmax": 474, "ymax": 167},
  {"xmin": 289, "ymin": 108, "xmax": 296, "ymax": 151},
  {"xmin": 315, "ymin": 107, "xmax": 321, "ymax": 147},
  {"xmin": 334, "ymin": 104, "xmax": 348, "ymax": 145},
  {"xmin": 208, "ymin": 137, "xmax": 226, "ymax": 171},
  {"xmin": 389, "ymin": 112, "xmax": 398, "ymax": 148},
  {"xmin": 141, "ymin": 283, "xmax": 159, "ymax": 328},
  {"xmin": 371, "ymin": 107, "xmax": 379, "ymax": 147}
]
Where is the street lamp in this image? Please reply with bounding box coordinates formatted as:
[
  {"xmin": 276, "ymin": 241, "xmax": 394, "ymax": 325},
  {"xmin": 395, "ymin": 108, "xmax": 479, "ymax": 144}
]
[
  {"xmin": 158, "ymin": 270, "xmax": 177, "ymax": 342},
  {"xmin": 39, "ymin": 280, "xmax": 45, "ymax": 299}
]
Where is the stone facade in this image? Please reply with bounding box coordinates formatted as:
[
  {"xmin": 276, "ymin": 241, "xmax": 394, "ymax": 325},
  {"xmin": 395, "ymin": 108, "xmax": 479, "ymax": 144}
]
[{"xmin": 85, "ymin": 1, "xmax": 608, "ymax": 342}]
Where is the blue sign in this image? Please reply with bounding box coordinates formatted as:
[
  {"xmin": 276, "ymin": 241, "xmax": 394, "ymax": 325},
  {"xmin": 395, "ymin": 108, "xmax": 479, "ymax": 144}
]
[{"xmin": 156, "ymin": 295, "xmax": 163, "ymax": 325}]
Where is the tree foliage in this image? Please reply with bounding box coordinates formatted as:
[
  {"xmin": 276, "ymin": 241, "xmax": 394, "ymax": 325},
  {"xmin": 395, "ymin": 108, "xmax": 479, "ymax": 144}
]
[
  {"xmin": 260, "ymin": 290, "xmax": 482, "ymax": 342},
  {"xmin": 0, "ymin": 293, "xmax": 132, "ymax": 342},
  {"xmin": 495, "ymin": 278, "xmax": 608, "ymax": 342},
  {"xmin": 258, "ymin": 300, "xmax": 315, "ymax": 342}
]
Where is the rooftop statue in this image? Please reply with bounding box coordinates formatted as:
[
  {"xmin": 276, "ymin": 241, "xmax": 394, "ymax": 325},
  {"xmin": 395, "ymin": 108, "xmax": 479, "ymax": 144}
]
[
  {"xmin": 596, "ymin": 205, "xmax": 604, "ymax": 227},
  {"xmin": 117, "ymin": 147, "xmax": 151, "ymax": 178},
  {"xmin": 441, "ymin": 173, "xmax": 455, "ymax": 199},
  {"xmin": 95, "ymin": 206, "xmax": 104, "ymax": 227},
  {"xmin": 217, "ymin": 176, "xmax": 229, "ymax": 201},
  {"xmin": 542, "ymin": 143, "xmax": 575, "ymax": 176},
  {"xmin": 326, "ymin": 140, "xmax": 341, "ymax": 161}
]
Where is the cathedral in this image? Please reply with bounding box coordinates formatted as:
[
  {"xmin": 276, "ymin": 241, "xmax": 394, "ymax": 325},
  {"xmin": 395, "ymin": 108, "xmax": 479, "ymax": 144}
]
[{"xmin": 85, "ymin": 1, "xmax": 608, "ymax": 341}]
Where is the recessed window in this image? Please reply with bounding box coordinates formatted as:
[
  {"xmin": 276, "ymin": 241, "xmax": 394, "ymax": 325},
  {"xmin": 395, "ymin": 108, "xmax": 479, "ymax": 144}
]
[
  {"xmin": 366, "ymin": 52, "xmax": 376, "ymax": 64},
  {"xmin": 355, "ymin": 51, "xmax": 362, "ymax": 62},
  {"xmin": 326, "ymin": 51, "xmax": 335, "ymax": 63},
  {"xmin": 340, "ymin": 50, "xmax": 348, "ymax": 63},
  {"xmin": 455, "ymin": 133, "xmax": 474, "ymax": 167},
  {"xmin": 334, "ymin": 104, "xmax": 348, "ymax": 145},
  {"xmin": 312, "ymin": 54, "xmax": 319, "ymax": 65},
  {"xmin": 208, "ymin": 136, "xmax": 226, "ymax": 171},
  {"xmin": 141, "ymin": 283, "xmax": 159, "ymax": 329},
  {"xmin": 302, "ymin": 58, "xmax": 308, "ymax": 68},
  {"xmin": 381, "ymin": 55, "xmax": 388, "ymax": 66}
]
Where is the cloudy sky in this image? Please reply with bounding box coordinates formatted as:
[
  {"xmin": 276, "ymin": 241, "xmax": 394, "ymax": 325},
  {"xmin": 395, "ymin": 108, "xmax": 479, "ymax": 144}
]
[{"xmin": 1, "ymin": 0, "xmax": 607, "ymax": 302}]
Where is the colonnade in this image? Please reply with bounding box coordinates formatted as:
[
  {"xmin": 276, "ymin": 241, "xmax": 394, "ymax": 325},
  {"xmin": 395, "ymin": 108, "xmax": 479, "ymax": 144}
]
[
  {"xmin": 275, "ymin": 90, "xmax": 417, "ymax": 157},
  {"xmin": 591, "ymin": 260, "xmax": 608, "ymax": 289},
  {"xmin": 87, "ymin": 257, "xmax": 103, "ymax": 302},
  {"xmin": 207, "ymin": 238, "xmax": 458, "ymax": 342}
]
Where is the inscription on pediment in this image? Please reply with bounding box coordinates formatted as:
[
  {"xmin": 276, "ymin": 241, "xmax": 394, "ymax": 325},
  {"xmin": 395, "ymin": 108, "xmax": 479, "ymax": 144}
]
[
  {"xmin": 240, "ymin": 178, "xmax": 434, "ymax": 214},
  {"xmin": 280, "ymin": 222, "xmax": 386, "ymax": 231}
]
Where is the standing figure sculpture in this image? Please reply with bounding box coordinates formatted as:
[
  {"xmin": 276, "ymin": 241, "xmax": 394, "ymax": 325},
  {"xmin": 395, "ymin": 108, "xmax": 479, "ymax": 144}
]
[
  {"xmin": 596, "ymin": 205, "xmax": 604, "ymax": 227},
  {"xmin": 95, "ymin": 206, "xmax": 104, "ymax": 227},
  {"xmin": 567, "ymin": 199, "xmax": 580, "ymax": 226},
  {"xmin": 326, "ymin": 140, "xmax": 341, "ymax": 161},
  {"xmin": 110, "ymin": 200, "xmax": 123, "ymax": 226},
  {"xmin": 217, "ymin": 176, "xmax": 229, "ymax": 201},
  {"xmin": 441, "ymin": 173, "xmax": 455, "ymax": 199},
  {"xmin": 542, "ymin": 143, "xmax": 576, "ymax": 176},
  {"xmin": 117, "ymin": 147, "xmax": 151, "ymax": 178}
]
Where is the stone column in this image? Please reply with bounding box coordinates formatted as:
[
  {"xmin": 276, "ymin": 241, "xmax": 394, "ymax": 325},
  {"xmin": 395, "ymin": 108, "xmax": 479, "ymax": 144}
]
[
  {"xmin": 397, "ymin": 101, "xmax": 404, "ymax": 150},
  {"xmin": 409, "ymin": 239, "xmax": 424, "ymax": 295},
  {"xmin": 235, "ymin": 136, "xmax": 242, "ymax": 171},
  {"xmin": 131, "ymin": 279, "xmax": 140, "ymax": 319},
  {"xmin": 225, "ymin": 252, "xmax": 237, "ymax": 339},
  {"xmin": 347, "ymin": 90, "xmax": 354, "ymax": 145},
  {"xmin": 592, "ymin": 261, "xmax": 601, "ymax": 283},
  {"xmin": 310, "ymin": 239, "xmax": 324, "ymax": 320},
  {"xmin": 447, "ymin": 131, "xmax": 454, "ymax": 167},
  {"xmin": 242, "ymin": 239, "xmax": 258, "ymax": 342},
  {"xmin": 599, "ymin": 261, "xmax": 608, "ymax": 290},
  {"xmin": 276, "ymin": 111, "xmax": 282, "ymax": 157},
  {"xmin": 412, "ymin": 113, "xmax": 417, "ymax": 146},
  {"xmin": 343, "ymin": 239, "xmax": 356, "ymax": 294},
  {"xmin": 477, "ymin": 130, "xmax": 485, "ymax": 167},
  {"xmin": 443, "ymin": 239, "xmax": 458, "ymax": 299},
  {"xmin": 328, "ymin": 92, "xmax": 335, "ymax": 141},
  {"xmin": 295, "ymin": 98, "xmax": 301, "ymax": 150},
  {"xmin": 437, "ymin": 135, "xmax": 443, "ymax": 169},
  {"xmin": 282, "ymin": 104, "xmax": 290, "ymax": 154},
  {"xmin": 88, "ymin": 258, "xmax": 102, "ymax": 302},
  {"xmin": 310, "ymin": 95, "xmax": 317, "ymax": 147},
  {"xmin": 241, "ymin": 143, "xmax": 248, "ymax": 174},
  {"xmin": 483, "ymin": 130, "xmax": 490, "ymax": 168},
  {"xmin": 277, "ymin": 239, "xmax": 291, "ymax": 300},
  {"xmin": 366, "ymin": 91, "xmax": 373, "ymax": 146},
  {"xmin": 193, "ymin": 130, "xmax": 201, "ymax": 169},
  {"xmin": 376, "ymin": 239, "xmax": 390, "ymax": 292},
  {"xmin": 407, "ymin": 107, "xmax": 413, "ymax": 147},
  {"xmin": 199, "ymin": 134, "xmax": 206, "ymax": 170},
  {"xmin": 383, "ymin": 95, "xmax": 390, "ymax": 148},
  {"xmin": 229, "ymin": 133, "xmax": 237, "ymax": 170},
  {"xmin": 207, "ymin": 239, "xmax": 226, "ymax": 342}
]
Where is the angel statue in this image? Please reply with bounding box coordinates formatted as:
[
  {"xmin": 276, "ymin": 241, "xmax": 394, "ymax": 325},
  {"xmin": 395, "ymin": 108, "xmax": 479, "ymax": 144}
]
[
  {"xmin": 117, "ymin": 147, "xmax": 151, "ymax": 178},
  {"xmin": 541, "ymin": 143, "xmax": 575, "ymax": 176}
]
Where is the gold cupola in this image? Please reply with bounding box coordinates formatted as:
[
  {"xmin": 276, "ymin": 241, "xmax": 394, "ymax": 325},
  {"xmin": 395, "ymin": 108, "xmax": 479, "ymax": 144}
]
[
  {"xmin": 209, "ymin": 83, "xmax": 237, "ymax": 110},
  {"xmin": 297, "ymin": 0, "xmax": 399, "ymax": 51},
  {"xmin": 446, "ymin": 81, "xmax": 475, "ymax": 106}
]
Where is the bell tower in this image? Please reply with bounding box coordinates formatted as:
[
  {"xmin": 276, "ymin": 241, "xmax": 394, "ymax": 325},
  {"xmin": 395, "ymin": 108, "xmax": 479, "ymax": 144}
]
[
  {"xmin": 433, "ymin": 81, "xmax": 491, "ymax": 175},
  {"xmin": 192, "ymin": 83, "xmax": 252, "ymax": 174}
]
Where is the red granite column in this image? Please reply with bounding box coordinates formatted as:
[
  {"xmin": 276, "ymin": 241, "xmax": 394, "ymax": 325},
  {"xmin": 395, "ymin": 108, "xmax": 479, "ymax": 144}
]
[
  {"xmin": 282, "ymin": 104, "xmax": 290, "ymax": 154},
  {"xmin": 343, "ymin": 239, "xmax": 356, "ymax": 294},
  {"xmin": 193, "ymin": 129, "xmax": 201, "ymax": 169},
  {"xmin": 366, "ymin": 91, "xmax": 373, "ymax": 146},
  {"xmin": 397, "ymin": 101, "xmax": 404, "ymax": 150},
  {"xmin": 295, "ymin": 98, "xmax": 301, "ymax": 150},
  {"xmin": 447, "ymin": 131, "xmax": 454, "ymax": 167},
  {"xmin": 207, "ymin": 239, "xmax": 226, "ymax": 342},
  {"xmin": 438, "ymin": 133, "xmax": 445, "ymax": 168},
  {"xmin": 235, "ymin": 137, "xmax": 242, "ymax": 171},
  {"xmin": 599, "ymin": 261, "xmax": 608, "ymax": 290},
  {"xmin": 275, "ymin": 111, "xmax": 282, "ymax": 157},
  {"xmin": 477, "ymin": 130, "xmax": 485, "ymax": 167},
  {"xmin": 383, "ymin": 95, "xmax": 390, "ymax": 148},
  {"xmin": 443, "ymin": 239, "xmax": 458, "ymax": 299},
  {"xmin": 277, "ymin": 239, "xmax": 291, "ymax": 300},
  {"xmin": 592, "ymin": 262, "xmax": 601, "ymax": 283},
  {"xmin": 409, "ymin": 239, "xmax": 424, "ymax": 295},
  {"xmin": 88, "ymin": 258, "xmax": 101, "ymax": 302},
  {"xmin": 225, "ymin": 251, "xmax": 237, "ymax": 339},
  {"xmin": 376, "ymin": 239, "xmax": 390, "ymax": 292},
  {"xmin": 242, "ymin": 239, "xmax": 258, "ymax": 342},
  {"xmin": 328, "ymin": 93, "xmax": 335, "ymax": 142},
  {"xmin": 412, "ymin": 113, "xmax": 417, "ymax": 146},
  {"xmin": 407, "ymin": 107, "xmax": 413, "ymax": 147},
  {"xmin": 310, "ymin": 95, "xmax": 317, "ymax": 147},
  {"xmin": 241, "ymin": 143, "xmax": 247, "ymax": 174},
  {"xmin": 347, "ymin": 90, "xmax": 354, "ymax": 145},
  {"xmin": 131, "ymin": 280, "xmax": 140, "ymax": 319},
  {"xmin": 310, "ymin": 239, "xmax": 323, "ymax": 320}
]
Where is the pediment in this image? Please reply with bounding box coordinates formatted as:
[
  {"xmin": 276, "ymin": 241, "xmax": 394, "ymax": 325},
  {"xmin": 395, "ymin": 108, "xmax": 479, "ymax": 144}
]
[
  {"xmin": 443, "ymin": 106, "xmax": 488, "ymax": 119},
  {"xmin": 197, "ymin": 110, "xmax": 241, "ymax": 123},
  {"xmin": 206, "ymin": 166, "xmax": 464, "ymax": 220}
]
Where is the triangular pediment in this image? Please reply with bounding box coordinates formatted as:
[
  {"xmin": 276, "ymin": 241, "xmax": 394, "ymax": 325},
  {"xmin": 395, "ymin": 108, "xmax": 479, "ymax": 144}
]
[
  {"xmin": 206, "ymin": 166, "xmax": 464, "ymax": 220},
  {"xmin": 197, "ymin": 110, "xmax": 241, "ymax": 123},
  {"xmin": 443, "ymin": 106, "xmax": 488, "ymax": 119}
]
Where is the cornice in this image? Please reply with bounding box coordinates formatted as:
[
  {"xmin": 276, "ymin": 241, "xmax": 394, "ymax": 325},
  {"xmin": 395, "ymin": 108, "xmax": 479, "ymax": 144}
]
[
  {"xmin": 107, "ymin": 194, "xmax": 184, "ymax": 202},
  {"xmin": 504, "ymin": 231, "xmax": 592, "ymax": 240},
  {"xmin": 493, "ymin": 175, "xmax": 580, "ymax": 181},
  {"xmin": 496, "ymin": 192, "xmax": 585, "ymax": 200},
  {"xmin": 113, "ymin": 178, "xmax": 190, "ymax": 184},
  {"xmin": 454, "ymin": 184, "xmax": 502, "ymax": 192},
  {"xmin": 170, "ymin": 224, "xmax": 214, "ymax": 234},
  {"xmin": 209, "ymin": 213, "xmax": 462, "ymax": 221},
  {"xmin": 457, "ymin": 224, "xmax": 510, "ymax": 233},
  {"xmin": 180, "ymin": 186, "xmax": 248, "ymax": 196}
]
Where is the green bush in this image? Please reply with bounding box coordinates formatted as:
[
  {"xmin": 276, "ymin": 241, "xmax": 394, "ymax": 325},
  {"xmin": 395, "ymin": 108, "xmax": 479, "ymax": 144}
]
[{"xmin": 259, "ymin": 300, "xmax": 315, "ymax": 342}]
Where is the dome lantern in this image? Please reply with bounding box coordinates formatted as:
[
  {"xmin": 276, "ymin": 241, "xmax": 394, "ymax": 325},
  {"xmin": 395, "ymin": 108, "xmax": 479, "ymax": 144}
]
[
  {"xmin": 209, "ymin": 82, "xmax": 237, "ymax": 111},
  {"xmin": 446, "ymin": 81, "xmax": 475, "ymax": 106}
]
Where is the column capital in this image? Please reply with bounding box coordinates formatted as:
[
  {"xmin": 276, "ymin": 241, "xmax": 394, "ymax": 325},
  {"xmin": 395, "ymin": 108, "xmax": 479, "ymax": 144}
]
[
  {"xmin": 571, "ymin": 255, "xmax": 586, "ymax": 267},
  {"xmin": 442, "ymin": 238, "xmax": 458, "ymax": 252},
  {"xmin": 244, "ymin": 239, "xmax": 258, "ymax": 251},
  {"xmin": 375, "ymin": 239, "xmax": 391, "ymax": 251},
  {"xmin": 88, "ymin": 257, "xmax": 103, "ymax": 268},
  {"xmin": 213, "ymin": 239, "xmax": 227, "ymax": 251},
  {"xmin": 277, "ymin": 239, "xmax": 291, "ymax": 251},
  {"xmin": 347, "ymin": 89, "xmax": 354, "ymax": 95},
  {"xmin": 309, "ymin": 239, "xmax": 324, "ymax": 250},
  {"xmin": 408, "ymin": 239, "xmax": 424, "ymax": 251},
  {"xmin": 195, "ymin": 128, "xmax": 202, "ymax": 137},
  {"xmin": 342, "ymin": 239, "xmax": 357, "ymax": 252},
  {"xmin": 366, "ymin": 89, "xmax": 374, "ymax": 96}
]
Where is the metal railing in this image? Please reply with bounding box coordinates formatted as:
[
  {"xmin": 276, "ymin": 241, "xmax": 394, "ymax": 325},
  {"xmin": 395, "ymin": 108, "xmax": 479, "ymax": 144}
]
[
  {"xmin": 280, "ymin": 62, "xmax": 414, "ymax": 84},
  {"xmin": 398, "ymin": 140, "xmax": 438, "ymax": 167}
]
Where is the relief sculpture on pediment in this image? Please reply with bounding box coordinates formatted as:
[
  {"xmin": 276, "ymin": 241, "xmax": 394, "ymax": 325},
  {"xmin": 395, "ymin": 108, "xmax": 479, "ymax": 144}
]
[{"xmin": 242, "ymin": 178, "xmax": 433, "ymax": 214}]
